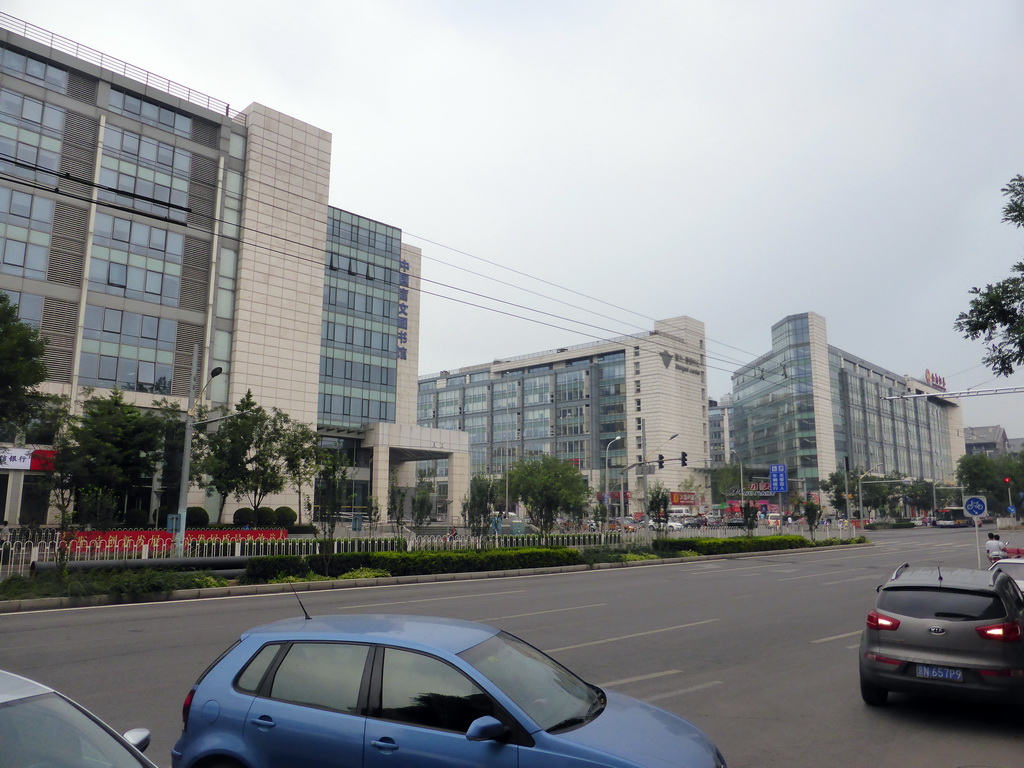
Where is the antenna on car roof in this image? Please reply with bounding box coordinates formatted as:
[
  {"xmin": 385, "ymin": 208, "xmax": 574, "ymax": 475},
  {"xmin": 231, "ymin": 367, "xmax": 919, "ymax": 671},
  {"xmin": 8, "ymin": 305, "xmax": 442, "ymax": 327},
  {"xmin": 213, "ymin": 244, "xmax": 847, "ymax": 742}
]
[{"xmin": 290, "ymin": 584, "xmax": 312, "ymax": 620}]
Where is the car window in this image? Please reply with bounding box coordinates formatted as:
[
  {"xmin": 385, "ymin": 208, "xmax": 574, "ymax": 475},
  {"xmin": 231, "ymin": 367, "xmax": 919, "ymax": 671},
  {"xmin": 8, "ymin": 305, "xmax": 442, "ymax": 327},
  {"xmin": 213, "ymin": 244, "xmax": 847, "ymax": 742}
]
[
  {"xmin": 460, "ymin": 631, "xmax": 600, "ymax": 731},
  {"xmin": 0, "ymin": 692, "xmax": 148, "ymax": 768},
  {"xmin": 878, "ymin": 587, "xmax": 1007, "ymax": 621},
  {"xmin": 379, "ymin": 647, "xmax": 495, "ymax": 732},
  {"xmin": 269, "ymin": 642, "xmax": 370, "ymax": 714},
  {"xmin": 236, "ymin": 643, "xmax": 283, "ymax": 693}
]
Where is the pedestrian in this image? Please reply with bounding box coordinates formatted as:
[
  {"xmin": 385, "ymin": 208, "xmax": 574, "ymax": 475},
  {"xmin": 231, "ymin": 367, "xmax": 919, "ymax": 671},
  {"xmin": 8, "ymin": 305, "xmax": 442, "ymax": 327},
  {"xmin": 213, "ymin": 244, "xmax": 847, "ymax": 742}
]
[{"xmin": 986, "ymin": 532, "xmax": 1004, "ymax": 564}]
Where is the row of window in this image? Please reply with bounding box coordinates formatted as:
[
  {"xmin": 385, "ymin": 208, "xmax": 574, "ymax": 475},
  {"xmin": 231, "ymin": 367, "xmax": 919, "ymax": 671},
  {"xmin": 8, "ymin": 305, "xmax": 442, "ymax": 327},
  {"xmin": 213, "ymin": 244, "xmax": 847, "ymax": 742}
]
[
  {"xmin": 108, "ymin": 88, "xmax": 193, "ymax": 138},
  {"xmin": 1, "ymin": 45, "xmax": 68, "ymax": 93},
  {"xmin": 0, "ymin": 183, "xmax": 53, "ymax": 281},
  {"xmin": 321, "ymin": 356, "xmax": 397, "ymax": 388},
  {"xmin": 0, "ymin": 89, "xmax": 63, "ymax": 186},
  {"xmin": 78, "ymin": 352, "xmax": 173, "ymax": 395},
  {"xmin": 322, "ymin": 321, "xmax": 397, "ymax": 354},
  {"xmin": 1, "ymin": 288, "xmax": 41, "ymax": 326},
  {"xmin": 324, "ymin": 284, "xmax": 396, "ymax": 319},
  {"xmin": 83, "ymin": 304, "xmax": 176, "ymax": 350},
  {"xmin": 319, "ymin": 394, "xmax": 396, "ymax": 423}
]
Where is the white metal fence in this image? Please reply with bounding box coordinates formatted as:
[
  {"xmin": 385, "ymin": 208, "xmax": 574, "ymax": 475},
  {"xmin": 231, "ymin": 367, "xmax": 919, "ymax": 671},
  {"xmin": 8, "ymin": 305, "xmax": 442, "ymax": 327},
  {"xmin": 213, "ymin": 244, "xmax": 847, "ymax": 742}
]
[{"xmin": 0, "ymin": 521, "xmax": 859, "ymax": 582}]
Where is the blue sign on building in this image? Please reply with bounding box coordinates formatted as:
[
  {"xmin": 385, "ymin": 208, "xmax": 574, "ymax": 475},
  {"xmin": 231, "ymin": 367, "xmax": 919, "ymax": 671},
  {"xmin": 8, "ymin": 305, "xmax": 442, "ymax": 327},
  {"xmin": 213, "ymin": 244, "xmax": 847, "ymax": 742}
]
[{"xmin": 769, "ymin": 464, "xmax": 788, "ymax": 493}]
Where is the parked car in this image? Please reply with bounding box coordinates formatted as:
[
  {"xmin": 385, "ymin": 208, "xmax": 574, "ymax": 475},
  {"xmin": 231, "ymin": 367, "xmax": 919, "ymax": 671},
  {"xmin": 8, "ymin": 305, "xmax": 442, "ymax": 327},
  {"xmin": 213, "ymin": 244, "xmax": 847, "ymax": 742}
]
[
  {"xmin": 681, "ymin": 517, "xmax": 704, "ymax": 528},
  {"xmin": 990, "ymin": 557, "xmax": 1024, "ymax": 591},
  {"xmin": 859, "ymin": 564, "xmax": 1024, "ymax": 707},
  {"xmin": 172, "ymin": 614, "xmax": 727, "ymax": 768},
  {"xmin": 726, "ymin": 518, "xmax": 748, "ymax": 528},
  {"xmin": 0, "ymin": 668, "xmax": 156, "ymax": 767}
]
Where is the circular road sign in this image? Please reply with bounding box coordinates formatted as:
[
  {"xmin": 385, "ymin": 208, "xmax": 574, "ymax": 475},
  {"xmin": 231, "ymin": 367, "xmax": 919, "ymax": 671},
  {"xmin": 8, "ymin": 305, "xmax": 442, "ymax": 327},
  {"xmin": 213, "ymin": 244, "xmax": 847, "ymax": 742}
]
[
  {"xmin": 964, "ymin": 496, "xmax": 988, "ymax": 517},
  {"xmin": 1009, "ymin": 505, "xmax": 1017, "ymax": 516}
]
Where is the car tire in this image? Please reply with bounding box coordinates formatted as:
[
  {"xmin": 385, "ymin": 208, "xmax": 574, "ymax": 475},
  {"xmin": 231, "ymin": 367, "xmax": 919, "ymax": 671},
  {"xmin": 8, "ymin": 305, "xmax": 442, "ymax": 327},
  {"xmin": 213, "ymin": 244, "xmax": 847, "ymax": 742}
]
[{"xmin": 859, "ymin": 676, "xmax": 888, "ymax": 706}]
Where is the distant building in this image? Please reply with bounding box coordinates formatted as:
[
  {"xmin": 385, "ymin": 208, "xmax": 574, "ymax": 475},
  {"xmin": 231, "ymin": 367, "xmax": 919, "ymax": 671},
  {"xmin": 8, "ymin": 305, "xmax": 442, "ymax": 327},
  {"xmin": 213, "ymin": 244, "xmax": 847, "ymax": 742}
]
[
  {"xmin": 417, "ymin": 317, "xmax": 710, "ymax": 518},
  {"xmin": 731, "ymin": 312, "xmax": 965, "ymax": 505},
  {"xmin": 964, "ymin": 426, "xmax": 1010, "ymax": 457},
  {"xmin": 708, "ymin": 394, "xmax": 734, "ymax": 467}
]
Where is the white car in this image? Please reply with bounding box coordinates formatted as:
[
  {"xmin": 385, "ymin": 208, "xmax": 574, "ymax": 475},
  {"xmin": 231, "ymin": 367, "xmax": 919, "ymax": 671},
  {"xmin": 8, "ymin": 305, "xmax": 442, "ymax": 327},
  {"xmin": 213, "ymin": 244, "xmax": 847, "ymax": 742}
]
[{"xmin": 990, "ymin": 557, "xmax": 1024, "ymax": 591}]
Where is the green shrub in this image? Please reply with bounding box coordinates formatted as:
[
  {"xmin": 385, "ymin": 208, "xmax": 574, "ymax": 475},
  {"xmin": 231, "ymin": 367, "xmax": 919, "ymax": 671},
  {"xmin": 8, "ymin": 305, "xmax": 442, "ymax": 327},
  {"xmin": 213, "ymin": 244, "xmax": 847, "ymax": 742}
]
[
  {"xmin": 652, "ymin": 535, "xmax": 810, "ymax": 556},
  {"xmin": 187, "ymin": 506, "xmax": 210, "ymax": 527},
  {"xmin": 233, "ymin": 508, "xmax": 255, "ymax": 526},
  {"xmin": 302, "ymin": 547, "xmax": 583, "ymax": 580},
  {"xmin": 256, "ymin": 507, "xmax": 277, "ymax": 526},
  {"xmin": 244, "ymin": 555, "xmax": 307, "ymax": 582},
  {"xmin": 274, "ymin": 506, "xmax": 298, "ymax": 527},
  {"xmin": 123, "ymin": 508, "xmax": 150, "ymax": 527},
  {"xmin": 288, "ymin": 524, "xmax": 317, "ymax": 535}
]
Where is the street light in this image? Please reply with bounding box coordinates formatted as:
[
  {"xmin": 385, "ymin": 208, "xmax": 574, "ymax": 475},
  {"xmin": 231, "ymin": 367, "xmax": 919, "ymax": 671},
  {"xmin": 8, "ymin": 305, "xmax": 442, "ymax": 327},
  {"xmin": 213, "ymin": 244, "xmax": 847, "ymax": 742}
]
[
  {"xmin": 173, "ymin": 348, "xmax": 222, "ymax": 557},
  {"xmin": 603, "ymin": 435, "xmax": 624, "ymax": 527},
  {"xmin": 857, "ymin": 463, "xmax": 884, "ymax": 522},
  {"xmin": 730, "ymin": 450, "xmax": 744, "ymax": 516}
]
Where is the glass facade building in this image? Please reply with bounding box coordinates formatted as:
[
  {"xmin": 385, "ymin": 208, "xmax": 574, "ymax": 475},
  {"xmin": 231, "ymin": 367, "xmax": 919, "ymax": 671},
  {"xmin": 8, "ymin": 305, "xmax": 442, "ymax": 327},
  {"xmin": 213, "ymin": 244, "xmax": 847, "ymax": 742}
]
[
  {"xmin": 731, "ymin": 313, "xmax": 964, "ymax": 501},
  {"xmin": 0, "ymin": 14, "xmax": 460, "ymax": 526}
]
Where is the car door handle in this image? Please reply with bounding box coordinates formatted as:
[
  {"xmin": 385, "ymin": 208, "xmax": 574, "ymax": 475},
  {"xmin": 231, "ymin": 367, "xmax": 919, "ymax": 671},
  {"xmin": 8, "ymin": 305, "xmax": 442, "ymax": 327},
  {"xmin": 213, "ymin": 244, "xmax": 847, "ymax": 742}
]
[
  {"xmin": 250, "ymin": 716, "xmax": 276, "ymax": 728},
  {"xmin": 370, "ymin": 737, "xmax": 399, "ymax": 752}
]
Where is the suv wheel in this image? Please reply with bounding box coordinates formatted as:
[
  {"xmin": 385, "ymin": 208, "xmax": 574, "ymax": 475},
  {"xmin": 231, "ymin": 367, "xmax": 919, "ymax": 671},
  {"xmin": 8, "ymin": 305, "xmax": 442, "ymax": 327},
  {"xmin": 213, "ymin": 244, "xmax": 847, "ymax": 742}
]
[{"xmin": 859, "ymin": 675, "xmax": 888, "ymax": 706}]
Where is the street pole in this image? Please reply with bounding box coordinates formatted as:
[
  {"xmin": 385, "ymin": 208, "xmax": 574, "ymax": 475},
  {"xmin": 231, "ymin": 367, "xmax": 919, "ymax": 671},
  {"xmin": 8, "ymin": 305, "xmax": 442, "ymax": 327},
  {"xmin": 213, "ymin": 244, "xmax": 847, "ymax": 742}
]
[
  {"xmin": 173, "ymin": 345, "xmax": 221, "ymax": 558},
  {"xmin": 604, "ymin": 435, "xmax": 623, "ymax": 528}
]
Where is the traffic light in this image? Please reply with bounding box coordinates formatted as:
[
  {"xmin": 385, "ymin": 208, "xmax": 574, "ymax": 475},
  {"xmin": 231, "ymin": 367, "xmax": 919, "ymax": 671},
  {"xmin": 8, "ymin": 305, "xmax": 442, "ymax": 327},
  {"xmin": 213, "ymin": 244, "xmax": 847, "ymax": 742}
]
[
  {"xmin": 657, "ymin": 454, "xmax": 665, "ymax": 469},
  {"xmin": 680, "ymin": 451, "xmax": 688, "ymax": 466},
  {"xmin": 1005, "ymin": 477, "xmax": 1013, "ymax": 485}
]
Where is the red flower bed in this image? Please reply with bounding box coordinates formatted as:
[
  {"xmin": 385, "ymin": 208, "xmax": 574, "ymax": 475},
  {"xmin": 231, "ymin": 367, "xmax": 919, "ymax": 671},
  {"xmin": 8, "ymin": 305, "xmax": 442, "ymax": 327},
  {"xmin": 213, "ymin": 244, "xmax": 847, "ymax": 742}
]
[{"xmin": 68, "ymin": 529, "xmax": 287, "ymax": 552}]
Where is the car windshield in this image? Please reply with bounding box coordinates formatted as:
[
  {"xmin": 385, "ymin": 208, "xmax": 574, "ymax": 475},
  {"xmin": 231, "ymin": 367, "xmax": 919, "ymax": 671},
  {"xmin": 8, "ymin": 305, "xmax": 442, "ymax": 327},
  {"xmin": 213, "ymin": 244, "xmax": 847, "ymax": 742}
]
[
  {"xmin": 878, "ymin": 587, "xmax": 1007, "ymax": 621},
  {"xmin": 0, "ymin": 692, "xmax": 148, "ymax": 768},
  {"xmin": 460, "ymin": 630, "xmax": 603, "ymax": 732}
]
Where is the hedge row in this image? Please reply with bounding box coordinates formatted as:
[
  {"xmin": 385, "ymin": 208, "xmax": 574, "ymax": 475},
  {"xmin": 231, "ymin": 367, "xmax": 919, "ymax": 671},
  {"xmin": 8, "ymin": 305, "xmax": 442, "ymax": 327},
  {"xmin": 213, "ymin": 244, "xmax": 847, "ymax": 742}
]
[
  {"xmin": 652, "ymin": 535, "xmax": 814, "ymax": 556},
  {"xmin": 245, "ymin": 547, "xmax": 583, "ymax": 582}
]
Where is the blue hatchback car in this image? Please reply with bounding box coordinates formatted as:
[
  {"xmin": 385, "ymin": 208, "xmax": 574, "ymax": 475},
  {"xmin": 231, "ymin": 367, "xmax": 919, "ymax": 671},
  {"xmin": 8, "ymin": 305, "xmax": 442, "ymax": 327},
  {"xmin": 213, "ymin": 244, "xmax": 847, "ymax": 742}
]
[{"xmin": 172, "ymin": 614, "xmax": 726, "ymax": 768}]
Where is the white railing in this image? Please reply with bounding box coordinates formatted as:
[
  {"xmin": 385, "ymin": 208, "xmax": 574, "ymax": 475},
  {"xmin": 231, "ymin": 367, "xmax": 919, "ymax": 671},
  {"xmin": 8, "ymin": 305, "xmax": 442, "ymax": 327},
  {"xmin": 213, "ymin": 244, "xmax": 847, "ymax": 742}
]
[{"xmin": 0, "ymin": 521, "xmax": 859, "ymax": 583}]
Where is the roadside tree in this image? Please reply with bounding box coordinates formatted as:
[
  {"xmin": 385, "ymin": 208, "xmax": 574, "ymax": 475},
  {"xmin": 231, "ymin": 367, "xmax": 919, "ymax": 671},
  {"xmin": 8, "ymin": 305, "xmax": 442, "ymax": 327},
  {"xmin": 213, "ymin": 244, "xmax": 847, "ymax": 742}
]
[
  {"xmin": 462, "ymin": 475, "xmax": 494, "ymax": 536},
  {"xmin": 955, "ymin": 174, "xmax": 1024, "ymax": 375},
  {"xmin": 411, "ymin": 475, "xmax": 435, "ymax": 530},
  {"xmin": 647, "ymin": 481, "xmax": 670, "ymax": 530},
  {"xmin": 507, "ymin": 455, "xmax": 590, "ymax": 535},
  {"xmin": 0, "ymin": 292, "xmax": 48, "ymax": 444}
]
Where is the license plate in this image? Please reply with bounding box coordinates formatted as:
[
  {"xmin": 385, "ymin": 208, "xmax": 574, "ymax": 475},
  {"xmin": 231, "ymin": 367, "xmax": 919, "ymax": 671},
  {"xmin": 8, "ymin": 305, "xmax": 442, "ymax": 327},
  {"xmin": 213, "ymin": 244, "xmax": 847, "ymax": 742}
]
[{"xmin": 915, "ymin": 664, "xmax": 963, "ymax": 682}]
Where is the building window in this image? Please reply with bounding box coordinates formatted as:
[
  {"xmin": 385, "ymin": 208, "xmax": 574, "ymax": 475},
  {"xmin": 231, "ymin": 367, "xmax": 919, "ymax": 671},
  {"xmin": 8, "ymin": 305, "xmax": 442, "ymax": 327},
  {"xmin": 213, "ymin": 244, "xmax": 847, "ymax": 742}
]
[
  {"xmin": 0, "ymin": 88, "xmax": 63, "ymax": 186},
  {"xmin": 0, "ymin": 188, "xmax": 53, "ymax": 281},
  {"xmin": 89, "ymin": 213, "xmax": 183, "ymax": 306},
  {"xmin": 108, "ymin": 87, "xmax": 192, "ymax": 138}
]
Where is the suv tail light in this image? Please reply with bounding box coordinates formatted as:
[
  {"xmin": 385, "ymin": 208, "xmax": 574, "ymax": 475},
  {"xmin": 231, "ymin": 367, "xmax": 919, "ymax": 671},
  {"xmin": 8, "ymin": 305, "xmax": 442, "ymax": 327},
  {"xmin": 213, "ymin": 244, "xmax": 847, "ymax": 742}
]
[
  {"xmin": 976, "ymin": 621, "xmax": 1023, "ymax": 642},
  {"xmin": 866, "ymin": 609, "xmax": 900, "ymax": 631},
  {"xmin": 181, "ymin": 689, "xmax": 195, "ymax": 731}
]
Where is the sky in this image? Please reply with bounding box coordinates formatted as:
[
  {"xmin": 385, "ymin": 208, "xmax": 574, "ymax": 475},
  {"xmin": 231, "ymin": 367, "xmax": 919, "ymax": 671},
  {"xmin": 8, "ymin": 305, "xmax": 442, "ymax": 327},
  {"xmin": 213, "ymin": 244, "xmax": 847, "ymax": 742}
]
[{"xmin": 9, "ymin": 0, "xmax": 1024, "ymax": 435}]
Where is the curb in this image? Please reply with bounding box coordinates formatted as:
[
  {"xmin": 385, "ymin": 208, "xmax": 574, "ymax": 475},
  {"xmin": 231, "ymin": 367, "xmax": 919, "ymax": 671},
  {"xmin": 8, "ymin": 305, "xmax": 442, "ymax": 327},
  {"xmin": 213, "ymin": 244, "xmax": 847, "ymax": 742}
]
[{"xmin": 0, "ymin": 542, "xmax": 872, "ymax": 614}]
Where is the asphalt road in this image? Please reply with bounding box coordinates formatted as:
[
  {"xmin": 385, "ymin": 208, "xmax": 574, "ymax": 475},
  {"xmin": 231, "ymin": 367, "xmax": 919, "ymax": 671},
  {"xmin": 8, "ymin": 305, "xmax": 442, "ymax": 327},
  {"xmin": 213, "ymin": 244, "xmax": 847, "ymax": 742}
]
[{"xmin": 1, "ymin": 526, "xmax": 1022, "ymax": 768}]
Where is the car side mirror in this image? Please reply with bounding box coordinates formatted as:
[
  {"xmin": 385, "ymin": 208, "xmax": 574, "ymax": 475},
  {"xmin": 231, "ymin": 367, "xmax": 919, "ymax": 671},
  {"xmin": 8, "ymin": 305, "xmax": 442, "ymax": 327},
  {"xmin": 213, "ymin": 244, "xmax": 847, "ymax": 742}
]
[
  {"xmin": 123, "ymin": 728, "xmax": 152, "ymax": 753},
  {"xmin": 466, "ymin": 715, "xmax": 509, "ymax": 742}
]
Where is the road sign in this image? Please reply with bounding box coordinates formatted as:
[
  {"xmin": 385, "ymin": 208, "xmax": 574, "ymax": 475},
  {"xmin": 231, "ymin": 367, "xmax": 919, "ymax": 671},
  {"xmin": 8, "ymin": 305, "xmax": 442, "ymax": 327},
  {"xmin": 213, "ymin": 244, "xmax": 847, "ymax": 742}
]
[
  {"xmin": 964, "ymin": 496, "xmax": 988, "ymax": 517},
  {"xmin": 1009, "ymin": 505, "xmax": 1017, "ymax": 516},
  {"xmin": 769, "ymin": 464, "xmax": 788, "ymax": 493}
]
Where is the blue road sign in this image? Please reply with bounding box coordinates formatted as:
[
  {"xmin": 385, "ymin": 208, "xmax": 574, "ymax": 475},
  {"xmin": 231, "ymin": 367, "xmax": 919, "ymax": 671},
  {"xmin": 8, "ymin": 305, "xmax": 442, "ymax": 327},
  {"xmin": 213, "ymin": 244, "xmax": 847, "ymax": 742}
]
[
  {"xmin": 1009, "ymin": 505, "xmax": 1017, "ymax": 516},
  {"xmin": 769, "ymin": 464, "xmax": 788, "ymax": 493},
  {"xmin": 964, "ymin": 496, "xmax": 987, "ymax": 517}
]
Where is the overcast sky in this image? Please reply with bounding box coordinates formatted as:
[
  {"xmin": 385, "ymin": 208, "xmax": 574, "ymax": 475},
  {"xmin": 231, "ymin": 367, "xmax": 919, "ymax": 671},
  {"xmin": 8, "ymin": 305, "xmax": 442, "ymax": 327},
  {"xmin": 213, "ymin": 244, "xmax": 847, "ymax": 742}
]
[{"xmin": 10, "ymin": 0, "xmax": 1024, "ymax": 435}]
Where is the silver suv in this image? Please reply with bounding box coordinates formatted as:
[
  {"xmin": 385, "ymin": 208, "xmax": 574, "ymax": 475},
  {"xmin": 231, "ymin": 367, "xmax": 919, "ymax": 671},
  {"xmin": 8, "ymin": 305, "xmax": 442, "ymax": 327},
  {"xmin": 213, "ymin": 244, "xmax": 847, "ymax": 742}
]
[{"xmin": 859, "ymin": 564, "xmax": 1024, "ymax": 706}]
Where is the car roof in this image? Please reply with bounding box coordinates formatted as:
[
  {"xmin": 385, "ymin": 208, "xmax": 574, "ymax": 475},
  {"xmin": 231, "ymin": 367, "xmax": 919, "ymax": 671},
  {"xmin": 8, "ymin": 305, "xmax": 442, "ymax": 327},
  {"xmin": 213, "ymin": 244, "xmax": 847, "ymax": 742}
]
[
  {"xmin": 0, "ymin": 669, "xmax": 54, "ymax": 705},
  {"xmin": 240, "ymin": 614, "xmax": 501, "ymax": 655},
  {"xmin": 885, "ymin": 566, "xmax": 1006, "ymax": 591}
]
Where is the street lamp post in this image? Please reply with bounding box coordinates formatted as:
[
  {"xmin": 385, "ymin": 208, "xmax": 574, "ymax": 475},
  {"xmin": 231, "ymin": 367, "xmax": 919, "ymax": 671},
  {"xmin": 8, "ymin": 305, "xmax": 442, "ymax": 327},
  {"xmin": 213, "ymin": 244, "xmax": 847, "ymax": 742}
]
[
  {"xmin": 730, "ymin": 451, "xmax": 744, "ymax": 516},
  {"xmin": 173, "ymin": 346, "xmax": 222, "ymax": 557},
  {"xmin": 603, "ymin": 435, "xmax": 624, "ymax": 527},
  {"xmin": 857, "ymin": 462, "xmax": 884, "ymax": 522}
]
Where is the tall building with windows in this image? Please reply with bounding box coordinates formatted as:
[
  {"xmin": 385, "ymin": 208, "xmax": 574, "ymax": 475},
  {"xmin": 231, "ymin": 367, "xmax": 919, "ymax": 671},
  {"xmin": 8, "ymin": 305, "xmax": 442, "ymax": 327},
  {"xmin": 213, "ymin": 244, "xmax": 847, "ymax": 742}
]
[
  {"xmin": 0, "ymin": 14, "xmax": 467, "ymax": 524},
  {"xmin": 731, "ymin": 312, "xmax": 965, "ymax": 503},
  {"xmin": 417, "ymin": 316, "xmax": 710, "ymax": 517},
  {"xmin": 708, "ymin": 394, "xmax": 733, "ymax": 467}
]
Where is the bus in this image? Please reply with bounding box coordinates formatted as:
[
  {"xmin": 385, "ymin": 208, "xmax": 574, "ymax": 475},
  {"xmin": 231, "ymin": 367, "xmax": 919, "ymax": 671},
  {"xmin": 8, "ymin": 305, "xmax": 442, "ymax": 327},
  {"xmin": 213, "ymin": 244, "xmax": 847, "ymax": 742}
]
[{"xmin": 934, "ymin": 507, "xmax": 969, "ymax": 527}]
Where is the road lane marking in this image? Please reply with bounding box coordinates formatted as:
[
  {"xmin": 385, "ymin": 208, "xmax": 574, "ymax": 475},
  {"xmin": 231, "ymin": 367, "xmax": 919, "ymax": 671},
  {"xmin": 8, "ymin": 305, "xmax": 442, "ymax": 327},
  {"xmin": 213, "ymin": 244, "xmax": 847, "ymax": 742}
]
[
  {"xmin": 545, "ymin": 619, "xmax": 719, "ymax": 653},
  {"xmin": 812, "ymin": 630, "xmax": 862, "ymax": 644},
  {"xmin": 600, "ymin": 670, "xmax": 681, "ymax": 687},
  {"xmin": 646, "ymin": 680, "xmax": 723, "ymax": 702},
  {"xmin": 778, "ymin": 568, "xmax": 864, "ymax": 581},
  {"xmin": 336, "ymin": 589, "xmax": 526, "ymax": 609},
  {"xmin": 478, "ymin": 603, "xmax": 606, "ymax": 621},
  {"xmin": 821, "ymin": 575, "xmax": 879, "ymax": 586}
]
